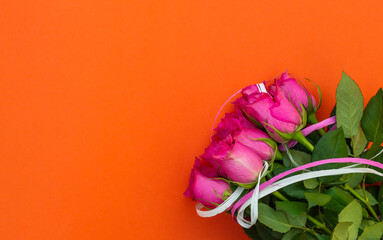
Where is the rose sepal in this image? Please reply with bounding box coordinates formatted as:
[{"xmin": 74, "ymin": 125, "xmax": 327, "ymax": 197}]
[
  {"xmin": 212, "ymin": 176, "xmax": 257, "ymax": 190},
  {"xmin": 262, "ymin": 122, "xmax": 295, "ymax": 142},
  {"xmin": 305, "ymin": 77, "xmax": 322, "ymax": 112},
  {"xmin": 240, "ymin": 108, "xmax": 264, "ymax": 129},
  {"xmin": 291, "ymin": 130, "xmax": 315, "ymax": 152},
  {"xmin": 263, "ymin": 121, "xmax": 314, "ymax": 152},
  {"xmin": 248, "ymin": 137, "xmax": 283, "ymax": 160},
  {"xmin": 296, "ymin": 103, "xmax": 308, "ymax": 131}
]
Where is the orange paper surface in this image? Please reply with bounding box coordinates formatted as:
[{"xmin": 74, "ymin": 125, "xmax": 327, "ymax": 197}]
[{"xmin": 1, "ymin": 1, "xmax": 383, "ymax": 239}]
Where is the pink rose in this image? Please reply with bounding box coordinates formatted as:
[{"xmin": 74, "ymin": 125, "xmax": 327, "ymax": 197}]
[
  {"xmin": 202, "ymin": 139, "xmax": 264, "ymax": 184},
  {"xmin": 268, "ymin": 72, "xmax": 316, "ymax": 111},
  {"xmin": 184, "ymin": 158, "xmax": 231, "ymax": 208},
  {"xmin": 199, "ymin": 111, "xmax": 278, "ymax": 184},
  {"xmin": 213, "ymin": 111, "xmax": 276, "ymax": 161},
  {"xmin": 235, "ymin": 83, "xmax": 303, "ymax": 143}
]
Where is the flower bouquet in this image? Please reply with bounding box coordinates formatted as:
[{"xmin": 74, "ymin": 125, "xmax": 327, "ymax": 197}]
[{"xmin": 184, "ymin": 72, "xmax": 383, "ymax": 240}]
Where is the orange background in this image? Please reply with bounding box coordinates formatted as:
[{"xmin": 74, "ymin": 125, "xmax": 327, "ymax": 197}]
[{"xmin": 1, "ymin": 1, "xmax": 383, "ymax": 239}]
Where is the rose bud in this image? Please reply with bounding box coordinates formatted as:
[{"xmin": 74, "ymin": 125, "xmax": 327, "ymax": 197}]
[
  {"xmin": 235, "ymin": 83, "xmax": 304, "ymax": 143},
  {"xmin": 213, "ymin": 111, "xmax": 281, "ymax": 161},
  {"xmin": 268, "ymin": 72, "xmax": 316, "ymax": 111},
  {"xmin": 202, "ymin": 139, "xmax": 264, "ymax": 184},
  {"xmin": 184, "ymin": 158, "xmax": 232, "ymax": 208}
]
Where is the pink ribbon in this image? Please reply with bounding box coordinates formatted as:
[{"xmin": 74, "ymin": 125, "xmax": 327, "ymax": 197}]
[
  {"xmin": 231, "ymin": 158, "xmax": 383, "ymax": 218},
  {"xmin": 301, "ymin": 116, "xmax": 336, "ymax": 136},
  {"xmin": 279, "ymin": 116, "xmax": 336, "ymax": 150}
]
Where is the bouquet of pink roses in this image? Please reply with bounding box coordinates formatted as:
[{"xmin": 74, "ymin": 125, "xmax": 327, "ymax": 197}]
[{"xmin": 184, "ymin": 71, "xmax": 383, "ymax": 240}]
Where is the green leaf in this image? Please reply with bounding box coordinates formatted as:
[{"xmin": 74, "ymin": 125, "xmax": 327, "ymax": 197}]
[
  {"xmin": 362, "ymin": 146, "xmax": 383, "ymax": 163},
  {"xmin": 307, "ymin": 130, "xmax": 323, "ymax": 145},
  {"xmin": 275, "ymin": 201, "xmax": 308, "ymax": 218},
  {"xmin": 282, "ymin": 150, "xmax": 311, "ymax": 167},
  {"xmin": 304, "ymin": 192, "xmax": 332, "ymax": 208},
  {"xmin": 257, "ymin": 222, "xmax": 282, "ymax": 240},
  {"xmin": 317, "ymin": 234, "xmax": 331, "ymax": 240},
  {"xmin": 358, "ymin": 222, "xmax": 383, "ymax": 240},
  {"xmin": 332, "ymin": 222, "xmax": 352, "ymax": 240},
  {"xmin": 362, "ymin": 88, "xmax": 383, "ymax": 158},
  {"xmin": 324, "ymin": 187, "xmax": 354, "ymax": 213},
  {"xmin": 312, "ymin": 128, "xmax": 349, "ymax": 161},
  {"xmin": 280, "ymin": 182, "xmax": 306, "ymax": 199},
  {"xmin": 362, "ymin": 207, "xmax": 369, "ymax": 219},
  {"xmin": 367, "ymin": 142, "xmax": 383, "ymax": 160},
  {"xmin": 312, "ymin": 128, "xmax": 349, "ymax": 182},
  {"xmin": 370, "ymin": 146, "xmax": 383, "ymax": 162},
  {"xmin": 258, "ymin": 203, "xmax": 292, "ymax": 233},
  {"xmin": 344, "ymin": 173, "xmax": 364, "ymax": 188},
  {"xmin": 295, "ymin": 232, "xmax": 317, "ymax": 240},
  {"xmin": 323, "ymin": 209, "xmax": 340, "ymax": 229},
  {"xmin": 338, "ymin": 199, "xmax": 363, "ymax": 240},
  {"xmin": 365, "ymin": 174, "xmax": 383, "ymax": 184},
  {"xmin": 270, "ymin": 229, "xmax": 285, "ymax": 239},
  {"xmin": 379, "ymin": 183, "xmax": 383, "ymax": 217},
  {"xmin": 354, "ymin": 189, "xmax": 378, "ymax": 206},
  {"xmin": 281, "ymin": 229, "xmax": 302, "ymax": 240},
  {"xmin": 361, "ymin": 88, "xmax": 383, "ymax": 141},
  {"xmin": 290, "ymin": 149, "xmax": 311, "ymax": 165},
  {"xmin": 243, "ymin": 226, "xmax": 260, "ymax": 240},
  {"xmin": 303, "ymin": 178, "xmax": 319, "ymax": 189},
  {"xmin": 244, "ymin": 222, "xmax": 281, "ymax": 240},
  {"xmin": 276, "ymin": 201, "xmax": 308, "ymax": 227},
  {"xmin": 287, "ymin": 212, "xmax": 307, "ymax": 228},
  {"xmin": 364, "ymin": 154, "xmax": 383, "ymax": 183},
  {"xmin": 255, "ymin": 221, "xmax": 282, "ymax": 240},
  {"xmin": 359, "ymin": 220, "xmax": 377, "ymax": 231},
  {"xmin": 336, "ymin": 71, "xmax": 364, "ymax": 138},
  {"xmin": 352, "ymin": 127, "xmax": 368, "ymax": 157}
]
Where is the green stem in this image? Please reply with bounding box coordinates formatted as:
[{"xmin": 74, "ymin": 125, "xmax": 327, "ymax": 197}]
[
  {"xmin": 343, "ymin": 184, "xmax": 380, "ymax": 222},
  {"xmin": 292, "ymin": 131, "xmax": 315, "ymax": 152},
  {"xmin": 272, "ymin": 191, "xmax": 332, "ymax": 234},
  {"xmin": 307, "ymin": 215, "xmax": 332, "ymax": 235},
  {"xmin": 293, "ymin": 225, "xmax": 318, "ymax": 236},
  {"xmin": 362, "ymin": 174, "xmax": 367, "ymax": 200},
  {"xmin": 272, "ymin": 191, "xmax": 289, "ymax": 201},
  {"xmin": 308, "ymin": 114, "xmax": 325, "ymax": 136}
]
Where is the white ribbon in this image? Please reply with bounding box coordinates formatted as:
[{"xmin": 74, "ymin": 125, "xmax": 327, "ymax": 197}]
[
  {"xmin": 257, "ymin": 83, "xmax": 268, "ymax": 93},
  {"xmin": 196, "ymin": 186, "xmax": 244, "ymax": 218},
  {"xmin": 371, "ymin": 148, "xmax": 383, "ymax": 160},
  {"xmin": 236, "ymin": 162, "xmax": 270, "ymax": 228}
]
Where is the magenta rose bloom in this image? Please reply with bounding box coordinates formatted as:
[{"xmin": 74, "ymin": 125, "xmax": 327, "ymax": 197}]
[
  {"xmin": 268, "ymin": 72, "xmax": 316, "ymax": 111},
  {"xmin": 213, "ymin": 111, "xmax": 276, "ymax": 161},
  {"xmin": 202, "ymin": 139, "xmax": 264, "ymax": 184},
  {"xmin": 235, "ymin": 83, "xmax": 303, "ymax": 142},
  {"xmin": 184, "ymin": 158, "xmax": 231, "ymax": 208}
]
